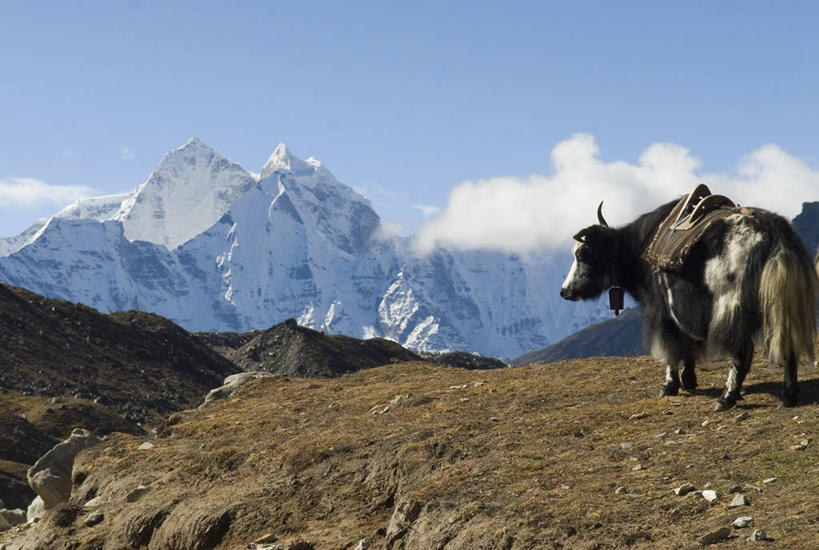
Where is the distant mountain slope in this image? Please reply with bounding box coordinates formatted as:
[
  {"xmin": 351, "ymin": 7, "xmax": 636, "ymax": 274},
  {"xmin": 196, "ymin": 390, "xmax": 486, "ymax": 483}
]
[
  {"xmin": 793, "ymin": 201, "xmax": 819, "ymax": 257},
  {"xmin": 0, "ymin": 284, "xmax": 238, "ymax": 423},
  {"xmin": 0, "ymin": 138, "xmax": 609, "ymax": 359},
  {"xmin": 511, "ymin": 307, "xmax": 645, "ymax": 365}
]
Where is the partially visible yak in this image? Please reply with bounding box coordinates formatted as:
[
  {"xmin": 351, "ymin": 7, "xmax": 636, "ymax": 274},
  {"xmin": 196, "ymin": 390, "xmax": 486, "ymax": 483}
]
[{"xmin": 560, "ymin": 188, "xmax": 819, "ymax": 410}]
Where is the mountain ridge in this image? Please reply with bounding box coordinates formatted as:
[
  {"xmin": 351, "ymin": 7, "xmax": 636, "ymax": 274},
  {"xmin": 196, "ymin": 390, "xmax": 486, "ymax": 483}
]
[{"xmin": 0, "ymin": 138, "xmax": 609, "ymax": 359}]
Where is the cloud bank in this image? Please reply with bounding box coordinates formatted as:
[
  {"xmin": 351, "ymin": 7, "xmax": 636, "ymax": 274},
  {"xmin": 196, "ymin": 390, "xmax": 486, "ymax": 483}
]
[
  {"xmin": 0, "ymin": 178, "xmax": 94, "ymax": 210},
  {"xmin": 414, "ymin": 134, "xmax": 819, "ymax": 255}
]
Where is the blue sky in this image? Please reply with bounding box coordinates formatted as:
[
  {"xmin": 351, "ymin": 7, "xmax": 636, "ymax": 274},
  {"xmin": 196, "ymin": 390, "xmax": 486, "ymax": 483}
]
[{"xmin": 2, "ymin": 1, "xmax": 819, "ymax": 249}]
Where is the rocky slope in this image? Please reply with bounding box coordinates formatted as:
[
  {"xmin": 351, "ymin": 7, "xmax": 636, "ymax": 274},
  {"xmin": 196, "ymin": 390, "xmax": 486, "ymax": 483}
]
[
  {"xmin": 4, "ymin": 346, "xmax": 819, "ymax": 549},
  {"xmin": 196, "ymin": 318, "xmax": 422, "ymax": 377},
  {"xmin": 0, "ymin": 138, "xmax": 607, "ymax": 360},
  {"xmin": 0, "ymin": 284, "xmax": 239, "ymax": 510},
  {"xmin": 0, "ymin": 284, "xmax": 238, "ymax": 423}
]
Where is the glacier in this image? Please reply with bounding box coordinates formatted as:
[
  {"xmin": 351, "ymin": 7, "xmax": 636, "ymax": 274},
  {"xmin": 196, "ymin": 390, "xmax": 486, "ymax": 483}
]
[{"xmin": 0, "ymin": 138, "xmax": 610, "ymax": 359}]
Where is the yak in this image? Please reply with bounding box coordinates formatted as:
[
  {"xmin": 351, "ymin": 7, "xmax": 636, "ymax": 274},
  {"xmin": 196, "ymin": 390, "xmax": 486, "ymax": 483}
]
[{"xmin": 560, "ymin": 185, "xmax": 819, "ymax": 410}]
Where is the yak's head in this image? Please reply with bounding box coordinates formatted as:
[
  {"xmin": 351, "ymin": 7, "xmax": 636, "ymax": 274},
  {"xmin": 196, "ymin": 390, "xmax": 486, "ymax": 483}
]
[{"xmin": 560, "ymin": 203, "xmax": 618, "ymax": 302}]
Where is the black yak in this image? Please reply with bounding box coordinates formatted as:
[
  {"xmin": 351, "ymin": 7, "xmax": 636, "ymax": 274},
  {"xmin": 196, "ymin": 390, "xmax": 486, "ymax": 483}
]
[{"xmin": 560, "ymin": 185, "xmax": 819, "ymax": 410}]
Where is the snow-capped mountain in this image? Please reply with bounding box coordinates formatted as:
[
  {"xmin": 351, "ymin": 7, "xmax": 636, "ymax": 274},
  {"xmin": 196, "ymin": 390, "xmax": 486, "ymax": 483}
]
[{"xmin": 0, "ymin": 139, "xmax": 609, "ymax": 359}]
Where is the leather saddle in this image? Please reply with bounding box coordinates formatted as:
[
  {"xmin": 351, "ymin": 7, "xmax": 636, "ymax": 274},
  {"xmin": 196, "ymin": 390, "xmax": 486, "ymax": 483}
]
[{"xmin": 644, "ymin": 184, "xmax": 737, "ymax": 271}]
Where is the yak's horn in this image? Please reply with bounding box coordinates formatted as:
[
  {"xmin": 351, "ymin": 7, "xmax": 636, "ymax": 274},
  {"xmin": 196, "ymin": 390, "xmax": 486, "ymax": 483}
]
[{"xmin": 597, "ymin": 201, "xmax": 609, "ymax": 227}]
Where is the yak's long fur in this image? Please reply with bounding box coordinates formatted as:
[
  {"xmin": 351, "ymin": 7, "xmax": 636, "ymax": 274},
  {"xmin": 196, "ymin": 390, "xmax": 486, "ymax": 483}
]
[{"xmin": 561, "ymin": 198, "xmax": 819, "ymax": 409}]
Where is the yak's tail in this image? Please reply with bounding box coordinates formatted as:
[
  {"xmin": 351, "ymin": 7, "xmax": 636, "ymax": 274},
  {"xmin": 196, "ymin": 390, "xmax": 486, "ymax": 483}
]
[{"xmin": 759, "ymin": 246, "xmax": 819, "ymax": 365}]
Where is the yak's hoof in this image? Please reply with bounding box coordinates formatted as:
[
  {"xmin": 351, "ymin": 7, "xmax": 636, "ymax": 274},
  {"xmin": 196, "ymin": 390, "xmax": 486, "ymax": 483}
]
[
  {"xmin": 659, "ymin": 383, "xmax": 679, "ymax": 397},
  {"xmin": 680, "ymin": 371, "xmax": 697, "ymax": 391},
  {"xmin": 714, "ymin": 396, "xmax": 737, "ymax": 411}
]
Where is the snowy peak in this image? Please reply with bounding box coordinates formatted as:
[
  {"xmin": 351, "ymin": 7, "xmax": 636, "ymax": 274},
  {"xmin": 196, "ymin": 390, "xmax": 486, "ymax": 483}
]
[
  {"xmin": 261, "ymin": 143, "xmax": 323, "ymax": 179},
  {"xmin": 113, "ymin": 138, "xmax": 256, "ymax": 250}
]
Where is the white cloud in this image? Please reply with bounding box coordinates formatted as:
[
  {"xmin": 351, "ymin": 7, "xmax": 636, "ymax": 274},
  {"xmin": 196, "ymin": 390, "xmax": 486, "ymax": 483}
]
[
  {"xmin": 413, "ymin": 133, "xmax": 819, "ymax": 255},
  {"xmin": 0, "ymin": 177, "xmax": 94, "ymax": 210},
  {"xmin": 411, "ymin": 204, "xmax": 441, "ymax": 218}
]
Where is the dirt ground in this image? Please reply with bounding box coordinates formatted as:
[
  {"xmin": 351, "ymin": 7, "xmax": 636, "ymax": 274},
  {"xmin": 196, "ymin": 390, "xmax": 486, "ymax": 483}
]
[{"xmin": 4, "ymin": 344, "xmax": 819, "ymax": 549}]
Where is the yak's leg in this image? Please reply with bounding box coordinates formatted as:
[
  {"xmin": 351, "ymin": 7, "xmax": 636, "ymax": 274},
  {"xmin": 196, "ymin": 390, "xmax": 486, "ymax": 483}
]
[
  {"xmin": 659, "ymin": 361, "xmax": 681, "ymax": 397},
  {"xmin": 715, "ymin": 342, "xmax": 753, "ymax": 411},
  {"xmin": 680, "ymin": 355, "xmax": 697, "ymax": 391},
  {"xmin": 781, "ymin": 353, "xmax": 799, "ymax": 408}
]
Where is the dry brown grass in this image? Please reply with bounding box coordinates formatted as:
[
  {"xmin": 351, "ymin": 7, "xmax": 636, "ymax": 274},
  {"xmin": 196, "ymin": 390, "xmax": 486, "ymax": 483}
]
[{"xmin": 5, "ymin": 345, "xmax": 819, "ymax": 549}]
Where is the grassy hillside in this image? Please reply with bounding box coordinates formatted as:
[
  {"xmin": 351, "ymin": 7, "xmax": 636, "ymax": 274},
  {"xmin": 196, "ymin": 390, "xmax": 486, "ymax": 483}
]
[{"xmin": 4, "ymin": 346, "xmax": 819, "ymax": 549}]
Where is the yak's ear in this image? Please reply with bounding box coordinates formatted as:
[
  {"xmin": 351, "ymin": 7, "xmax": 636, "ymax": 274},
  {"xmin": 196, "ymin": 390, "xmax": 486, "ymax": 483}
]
[
  {"xmin": 574, "ymin": 225, "xmax": 614, "ymax": 250},
  {"xmin": 572, "ymin": 229, "xmax": 588, "ymax": 243}
]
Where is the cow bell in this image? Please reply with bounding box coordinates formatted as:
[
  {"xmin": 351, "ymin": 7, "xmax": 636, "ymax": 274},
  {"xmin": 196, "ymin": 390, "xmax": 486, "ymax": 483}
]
[{"xmin": 609, "ymin": 287, "xmax": 624, "ymax": 316}]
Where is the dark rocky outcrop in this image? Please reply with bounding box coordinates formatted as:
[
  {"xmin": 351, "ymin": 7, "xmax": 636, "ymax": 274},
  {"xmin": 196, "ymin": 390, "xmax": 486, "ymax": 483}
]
[{"xmin": 198, "ymin": 318, "xmax": 421, "ymax": 377}]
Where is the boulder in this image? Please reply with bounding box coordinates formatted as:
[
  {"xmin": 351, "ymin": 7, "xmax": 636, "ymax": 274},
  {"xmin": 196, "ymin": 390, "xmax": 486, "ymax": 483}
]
[
  {"xmin": 27, "ymin": 495, "xmax": 45, "ymax": 522},
  {"xmin": 201, "ymin": 372, "xmax": 277, "ymax": 407},
  {"xmin": 26, "ymin": 428, "xmax": 102, "ymax": 509}
]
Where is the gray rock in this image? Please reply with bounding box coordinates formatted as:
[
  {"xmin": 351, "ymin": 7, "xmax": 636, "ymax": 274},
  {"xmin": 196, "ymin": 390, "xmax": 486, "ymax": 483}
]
[
  {"xmin": 126, "ymin": 485, "xmax": 149, "ymax": 502},
  {"xmin": 0, "ymin": 509, "xmax": 25, "ymax": 529},
  {"xmin": 84, "ymin": 509, "xmax": 104, "ymax": 527},
  {"xmin": 674, "ymin": 482, "xmax": 695, "ymax": 496},
  {"xmin": 698, "ymin": 527, "xmax": 732, "ymax": 545},
  {"xmin": 0, "ymin": 513, "xmax": 9, "ymax": 532},
  {"xmin": 26, "ymin": 496, "xmax": 45, "ymax": 522},
  {"xmin": 749, "ymin": 529, "xmax": 768, "ymax": 542},
  {"xmin": 84, "ymin": 496, "xmax": 103, "ymax": 508},
  {"xmin": 27, "ymin": 428, "xmax": 102, "ymax": 509},
  {"xmin": 138, "ymin": 441, "xmax": 155, "ymax": 450},
  {"xmin": 201, "ymin": 371, "xmax": 277, "ymax": 406},
  {"xmin": 733, "ymin": 516, "xmax": 753, "ymax": 528},
  {"xmin": 729, "ymin": 493, "xmax": 750, "ymax": 507},
  {"xmin": 790, "ymin": 439, "xmax": 808, "ymax": 451},
  {"xmin": 702, "ymin": 489, "xmax": 718, "ymax": 503}
]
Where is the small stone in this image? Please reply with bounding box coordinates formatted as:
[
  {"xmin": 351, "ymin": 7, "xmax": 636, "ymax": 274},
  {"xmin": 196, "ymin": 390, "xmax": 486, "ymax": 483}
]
[
  {"xmin": 614, "ymin": 486, "xmax": 628, "ymax": 495},
  {"xmin": 560, "ymin": 484, "xmax": 571, "ymax": 490},
  {"xmin": 655, "ymin": 432, "xmax": 667, "ymax": 438},
  {"xmin": 702, "ymin": 489, "xmax": 718, "ymax": 503},
  {"xmin": 459, "ymin": 398, "xmax": 470, "ymax": 402},
  {"xmin": 732, "ymin": 516, "xmax": 753, "ymax": 529},
  {"xmin": 791, "ymin": 439, "xmax": 809, "ymax": 451},
  {"xmin": 254, "ymin": 533, "xmax": 278, "ymax": 544},
  {"xmin": 628, "ymin": 412, "xmax": 647, "ymax": 420},
  {"xmin": 674, "ymin": 428, "xmax": 685, "ymax": 435},
  {"xmin": 762, "ymin": 477, "xmax": 777, "ymax": 484},
  {"xmin": 632, "ymin": 464, "xmax": 643, "ymax": 471},
  {"xmin": 749, "ymin": 529, "xmax": 768, "ymax": 542},
  {"xmin": 449, "ymin": 384, "xmax": 467, "ymax": 390},
  {"xmin": 84, "ymin": 510, "xmax": 104, "ymax": 527},
  {"xmin": 620, "ymin": 442, "xmax": 634, "ymax": 449},
  {"xmin": 701, "ymin": 419, "xmax": 711, "ymax": 427},
  {"xmin": 729, "ymin": 494, "xmax": 750, "ymax": 507},
  {"xmin": 674, "ymin": 483, "xmax": 695, "ymax": 496},
  {"xmin": 126, "ymin": 485, "xmax": 149, "ymax": 502},
  {"xmin": 698, "ymin": 527, "xmax": 732, "ymax": 545},
  {"xmin": 138, "ymin": 442, "xmax": 155, "ymax": 451},
  {"xmin": 354, "ymin": 539, "xmax": 369, "ymax": 550},
  {"xmin": 84, "ymin": 496, "xmax": 103, "ymax": 508},
  {"xmin": 727, "ymin": 484, "xmax": 742, "ymax": 494}
]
